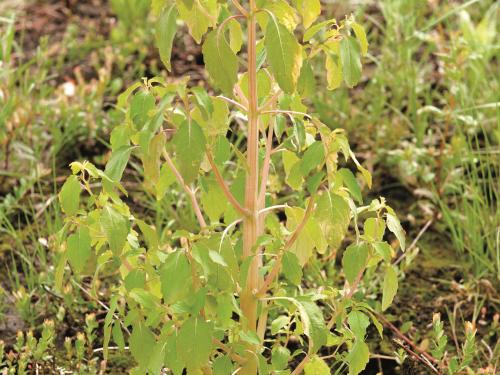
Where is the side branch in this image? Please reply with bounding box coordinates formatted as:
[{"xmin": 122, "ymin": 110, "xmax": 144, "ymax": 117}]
[
  {"xmin": 162, "ymin": 150, "xmax": 207, "ymax": 229},
  {"xmin": 206, "ymin": 150, "xmax": 250, "ymax": 217},
  {"xmin": 258, "ymin": 123, "xmax": 274, "ymax": 207}
]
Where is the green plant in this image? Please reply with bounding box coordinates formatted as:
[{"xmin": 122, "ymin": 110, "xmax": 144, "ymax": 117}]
[{"xmin": 57, "ymin": 0, "xmax": 406, "ymax": 374}]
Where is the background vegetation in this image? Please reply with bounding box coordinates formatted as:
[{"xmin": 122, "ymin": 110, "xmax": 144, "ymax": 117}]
[{"xmin": 0, "ymin": 0, "xmax": 498, "ymax": 373}]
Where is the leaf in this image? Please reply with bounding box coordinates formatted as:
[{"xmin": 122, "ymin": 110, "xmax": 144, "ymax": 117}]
[
  {"xmin": 129, "ymin": 323, "xmax": 156, "ymax": 370},
  {"xmin": 271, "ymin": 346, "xmax": 290, "ymax": 371},
  {"xmin": 271, "ymin": 315, "xmax": 289, "ymax": 335},
  {"xmin": 338, "ymin": 168, "xmax": 362, "ymax": 204},
  {"xmin": 314, "ymin": 192, "xmax": 350, "ymax": 250},
  {"xmin": 340, "ymin": 36, "xmax": 362, "ymax": 87},
  {"xmin": 382, "ymin": 265, "xmax": 398, "ymax": 311},
  {"xmin": 130, "ymin": 90, "xmax": 155, "ymax": 127},
  {"xmin": 347, "ymin": 340, "xmax": 369, "ymax": 375},
  {"xmin": 201, "ymin": 177, "xmax": 226, "ymax": 223},
  {"xmin": 304, "ymin": 355, "xmax": 330, "ymax": 375},
  {"xmin": 66, "ymin": 228, "xmax": 91, "ymax": 273},
  {"xmin": 156, "ymin": 4, "xmax": 178, "ymax": 71},
  {"xmin": 372, "ymin": 242, "xmax": 392, "ymax": 262},
  {"xmin": 296, "ymin": 299, "xmax": 327, "ymax": 353},
  {"xmin": 295, "ymin": 0, "xmax": 321, "ymax": 29},
  {"xmin": 342, "ymin": 243, "xmax": 368, "ymax": 285},
  {"xmin": 348, "ymin": 311, "xmax": 370, "ymax": 339},
  {"xmin": 173, "ymin": 120, "xmax": 206, "ymax": 184},
  {"xmin": 160, "ymin": 251, "xmax": 192, "ymax": 304},
  {"xmin": 325, "ymin": 53, "xmax": 342, "ymax": 90},
  {"xmin": 264, "ymin": 13, "xmax": 303, "ymax": 93},
  {"xmin": 213, "ymin": 355, "xmax": 233, "ymax": 375},
  {"xmin": 228, "ymin": 18, "xmax": 243, "ymax": 53},
  {"xmin": 386, "ymin": 213, "xmax": 406, "ymax": 250},
  {"xmin": 105, "ymin": 145, "xmax": 134, "ymax": 182},
  {"xmin": 281, "ymin": 251, "xmax": 302, "ymax": 286},
  {"xmin": 202, "ymin": 29, "xmax": 238, "ymax": 95},
  {"xmin": 59, "ymin": 175, "xmax": 81, "ymax": 215},
  {"xmin": 363, "ymin": 217, "xmax": 386, "ymax": 242},
  {"xmin": 351, "ymin": 22, "xmax": 368, "ymax": 56},
  {"xmin": 156, "ymin": 163, "xmax": 176, "ymax": 200},
  {"xmin": 101, "ymin": 206, "xmax": 130, "ymax": 255},
  {"xmin": 177, "ymin": 317, "xmax": 213, "ymax": 371},
  {"xmin": 176, "ymin": 0, "xmax": 214, "ymax": 44}
]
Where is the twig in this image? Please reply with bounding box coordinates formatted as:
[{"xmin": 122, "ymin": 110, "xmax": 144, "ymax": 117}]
[
  {"xmin": 162, "ymin": 150, "xmax": 207, "ymax": 229},
  {"xmin": 284, "ymin": 196, "xmax": 315, "ymax": 251},
  {"xmin": 230, "ymin": 0, "xmax": 248, "ymax": 17},
  {"xmin": 206, "ymin": 150, "xmax": 250, "ymax": 217},
  {"xmin": 290, "ymin": 355, "xmax": 309, "ymax": 375},
  {"xmin": 213, "ymin": 338, "xmax": 247, "ymax": 364},
  {"xmin": 260, "ymin": 109, "xmax": 312, "ymax": 119},
  {"xmin": 394, "ymin": 218, "xmax": 433, "ymax": 265},
  {"xmin": 393, "ymin": 339, "xmax": 439, "ymax": 374},
  {"xmin": 218, "ymin": 95, "xmax": 248, "ymax": 112}
]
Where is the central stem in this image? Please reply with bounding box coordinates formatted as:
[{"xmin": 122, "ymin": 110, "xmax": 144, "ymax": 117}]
[{"xmin": 241, "ymin": 1, "xmax": 261, "ymax": 373}]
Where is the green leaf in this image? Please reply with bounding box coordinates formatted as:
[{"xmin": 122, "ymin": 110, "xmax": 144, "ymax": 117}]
[
  {"xmin": 105, "ymin": 145, "xmax": 134, "ymax": 182},
  {"xmin": 363, "ymin": 217, "xmax": 385, "ymax": 242},
  {"xmin": 271, "ymin": 346, "xmax": 290, "ymax": 371},
  {"xmin": 264, "ymin": 13, "xmax": 303, "ymax": 93},
  {"xmin": 386, "ymin": 213, "xmax": 406, "ymax": 250},
  {"xmin": 130, "ymin": 90, "xmax": 155, "ymax": 127},
  {"xmin": 339, "ymin": 168, "xmax": 362, "ymax": 204},
  {"xmin": 342, "ymin": 243, "xmax": 368, "ymax": 284},
  {"xmin": 101, "ymin": 206, "xmax": 130, "ymax": 254},
  {"xmin": 348, "ymin": 311, "xmax": 370, "ymax": 339},
  {"xmin": 201, "ymin": 177, "xmax": 226, "ymax": 223},
  {"xmin": 129, "ymin": 323, "xmax": 156, "ymax": 370},
  {"xmin": 340, "ymin": 36, "xmax": 362, "ymax": 87},
  {"xmin": 202, "ymin": 29, "xmax": 238, "ymax": 95},
  {"xmin": 382, "ymin": 265, "xmax": 398, "ymax": 311},
  {"xmin": 156, "ymin": 4, "xmax": 178, "ymax": 71},
  {"xmin": 66, "ymin": 228, "xmax": 91, "ymax": 273},
  {"xmin": 296, "ymin": 299, "xmax": 327, "ymax": 353},
  {"xmin": 177, "ymin": 317, "xmax": 213, "ymax": 371},
  {"xmin": 281, "ymin": 251, "xmax": 302, "ymax": 286},
  {"xmin": 173, "ymin": 120, "xmax": 206, "ymax": 184},
  {"xmin": 160, "ymin": 251, "xmax": 192, "ymax": 304},
  {"xmin": 213, "ymin": 355, "xmax": 233, "ymax": 375},
  {"xmin": 325, "ymin": 53, "xmax": 342, "ymax": 90},
  {"xmin": 59, "ymin": 175, "xmax": 81, "ymax": 216},
  {"xmin": 304, "ymin": 355, "xmax": 330, "ymax": 375},
  {"xmin": 351, "ymin": 22, "xmax": 368, "ymax": 56},
  {"xmin": 372, "ymin": 242, "xmax": 392, "ymax": 262},
  {"xmin": 347, "ymin": 340, "xmax": 369, "ymax": 375},
  {"xmin": 295, "ymin": 0, "xmax": 321, "ymax": 29},
  {"xmin": 271, "ymin": 315, "xmax": 289, "ymax": 335},
  {"xmin": 156, "ymin": 163, "xmax": 176, "ymax": 200}
]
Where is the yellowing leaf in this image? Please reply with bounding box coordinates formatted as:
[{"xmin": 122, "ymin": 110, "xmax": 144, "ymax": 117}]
[
  {"xmin": 156, "ymin": 4, "xmax": 178, "ymax": 71},
  {"xmin": 382, "ymin": 265, "xmax": 398, "ymax": 310},
  {"xmin": 342, "ymin": 243, "xmax": 368, "ymax": 285},
  {"xmin": 228, "ymin": 18, "xmax": 243, "ymax": 53},
  {"xmin": 386, "ymin": 213, "xmax": 406, "ymax": 250},
  {"xmin": 264, "ymin": 13, "xmax": 303, "ymax": 94},
  {"xmin": 176, "ymin": 0, "xmax": 215, "ymax": 43},
  {"xmin": 352, "ymin": 22, "xmax": 368, "ymax": 56},
  {"xmin": 202, "ymin": 29, "xmax": 238, "ymax": 95},
  {"xmin": 325, "ymin": 53, "xmax": 342, "ymax": 90},
  {"xmin": 296, "ymin": 0, "xmax": 321, "ymax": 29}
]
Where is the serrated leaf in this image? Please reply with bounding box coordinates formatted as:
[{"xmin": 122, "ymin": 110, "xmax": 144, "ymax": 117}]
[
  {"xmin": 386, "ymin": 213, "xmax": 406, "ymax": 250},
  {"xmin": 382, "ymin": 265, "xmax": 398, "ymax": 310},
  {"xmin": 264, "ymin": 13, "xmax": 303, "ymax": 93},
  {"xmin": 160, "ymin": 251, "xmax": 192, "ymax": 304},
  {"xmin": 304, "ymin": 355, "xmax": 330, "ymax": 375},
  {"xmin": 347, "ymin": 340, "xmax": 369, "ymax": 375},
  {"xmin": 352, "ymin": 22, "xmax": 368, "ymax": 56},
  {"xmin": 101, "ymin": 206, "xmax": 130, "ymax": 254},
  {"xmin": 105, "ymin": 145, "xmax": 133, "ymax": 182},
  {"xmin": 348, "ymin": 311, "xmax": 370, "ymax": 339},
  {"xmin": 202, "ymin": 29, "xmax": 238, "ymax": 95},
  {"xmin": 177, "ymin": 317, "xmax": 213, "ymax": 370},
  {"xmin": 295, "ymin": 0, "xmax": 321, "ymax": 29},
  {"xmin": 130, "ymin": 323, "xmax": 156, "ymax": 370},
  {"xmin": 340, "ymin": 36, "xmax": 362, "ymax": 87},
  {"xmin": 130, "ymin": 90, "xmax": 155, "ymax": 127},
  {"xmin": 281, "ymin": 251, "xmax": 302, "ymax": 285},
  {"xmin": 173, "ymin": 120, "xmax": 206, "ymax": 184},
  {"xmin": 67, "ymin": 227, "xmax": 91, "ymax": 273},
  {"xmin": 59, "ymin": 175, "xmax": 81, "ymax": 215},
  {"xmin": 342, "ymin": 243, "xmax": 368, "ymax": 285},
  {"xmin": 156, "ymin": 4, "xmax": 177, "ymax": 71}
]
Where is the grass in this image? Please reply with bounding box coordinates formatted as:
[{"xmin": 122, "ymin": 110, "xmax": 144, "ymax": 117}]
[{"xmin": 0, "ymin": 0, "xmax": 498, "ymax": 373}]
